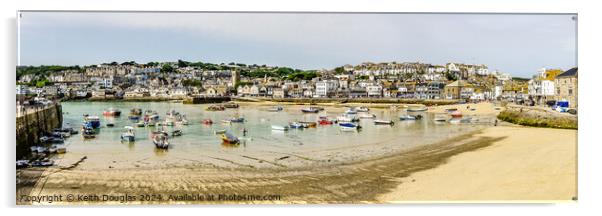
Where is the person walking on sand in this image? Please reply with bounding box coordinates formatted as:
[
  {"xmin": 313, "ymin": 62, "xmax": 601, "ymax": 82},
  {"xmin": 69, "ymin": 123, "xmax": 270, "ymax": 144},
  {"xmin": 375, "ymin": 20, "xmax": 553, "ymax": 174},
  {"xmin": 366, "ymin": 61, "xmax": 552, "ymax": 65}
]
[
  {"xmin": 494, "ymin": 119, "xmax": 498, "ymax": 126},
  {"xmin": 243, "ymin": 128, "xmax": 248, "ymax": 136}
]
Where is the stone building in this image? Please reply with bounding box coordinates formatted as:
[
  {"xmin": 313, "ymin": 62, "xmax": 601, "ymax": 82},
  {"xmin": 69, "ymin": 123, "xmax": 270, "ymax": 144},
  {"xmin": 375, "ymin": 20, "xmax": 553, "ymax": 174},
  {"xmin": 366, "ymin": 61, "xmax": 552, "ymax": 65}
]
[{"xmin": 555, "ymin": 67, "xmax": 578, "ymax": 108}]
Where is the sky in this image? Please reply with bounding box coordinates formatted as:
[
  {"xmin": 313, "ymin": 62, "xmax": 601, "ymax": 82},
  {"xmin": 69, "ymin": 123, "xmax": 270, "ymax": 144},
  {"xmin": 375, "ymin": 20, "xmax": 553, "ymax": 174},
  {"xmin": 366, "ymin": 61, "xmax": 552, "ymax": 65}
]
[{"xmin": 18, "ymin": 12, "xmax": 577, "ymax": 78}]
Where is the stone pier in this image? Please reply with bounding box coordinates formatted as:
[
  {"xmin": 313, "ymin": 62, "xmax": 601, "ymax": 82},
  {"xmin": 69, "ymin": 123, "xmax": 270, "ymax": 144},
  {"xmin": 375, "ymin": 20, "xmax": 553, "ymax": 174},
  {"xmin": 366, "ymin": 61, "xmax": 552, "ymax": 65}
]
[{"xmin": 15, "ymin": 103, "xmax": 63, "ymax": 159}]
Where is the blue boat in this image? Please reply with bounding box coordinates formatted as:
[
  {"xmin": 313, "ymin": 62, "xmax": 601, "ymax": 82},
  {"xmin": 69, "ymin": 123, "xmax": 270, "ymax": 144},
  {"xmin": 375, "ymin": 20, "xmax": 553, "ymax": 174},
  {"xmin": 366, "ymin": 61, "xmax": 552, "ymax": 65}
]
[
  {"xmin": 229, "ymin": 117, "xmax": 245, "ymax": 123},
  {"xmin": 339, "ymin": 122, "xmax": 358, "ymax": 128},
  {"xmin": 128, "ymin": 115, "xmax": 140, "ymax": 121},
  {"xmin": 84, "ymin": 115, "xmax": 101, "ymax": 128},
  {"xmin": 289, "ymin": 122, "xmax": 304, "ymax": 129}
]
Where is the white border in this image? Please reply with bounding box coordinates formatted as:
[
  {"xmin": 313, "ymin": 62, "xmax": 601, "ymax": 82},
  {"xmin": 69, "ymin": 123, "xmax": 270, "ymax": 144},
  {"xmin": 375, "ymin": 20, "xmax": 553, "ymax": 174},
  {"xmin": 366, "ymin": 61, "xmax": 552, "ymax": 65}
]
[{"xmin": 2, "ymin": 0, "xmax": 600, "ymax": 215}]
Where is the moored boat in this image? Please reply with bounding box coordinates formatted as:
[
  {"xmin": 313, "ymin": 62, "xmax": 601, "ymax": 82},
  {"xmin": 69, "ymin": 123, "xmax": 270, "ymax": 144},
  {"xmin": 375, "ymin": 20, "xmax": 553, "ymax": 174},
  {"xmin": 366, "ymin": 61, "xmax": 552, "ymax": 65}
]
[
  {"xmin": 374, "ymin": 119, "xmax": 394, "ymax": 125},
  {"xmin": 202, "ymin": 119, "xmax": 213, "ymax": 125},
  {"xmin": 223, "ymin": 102, "xmax": 239, "ymax": 108},
  {"xmin": 152, "ymin": 132, "xmax": 169, "ymax": 149},
  {"xmin": 172, "ymin": 129, "xmax": 183, "ymax": 137},
  {"xmin": 271, "ymin": 125, "xmax": 289, "ymax": 131},
  {"xmin": 228, "ymin": 117, "xmax": 245, "ymax": 123},
  {"xmin": 358, "ymin": 113, "xmax": 376, "ymax": 119},
  {"xmin": 130, "ymin": 108, "xmax": 143, "ymax": 116},
  {"xmin": 318, "ymin": 119, "xmax": 334, "ymax": 125},
  {"xmin": 337, "ymin": 114, "xmax": 359, "ymax": 122},
  {"xmin": 120, "ymin": 126, "xmax": 136, "ymax": 142},
  {"xmin": 16, "ymin": 160, "xmax": 30, "ymax": 169},
  {"xmin": 433, "ymin": 114, "xmax": 449, "ymax": 122},
  {"xmin": 301, "ymin": 107, "xmax": 320, "ymax": 113},
  {"xmin": 344, "ymin": 108, "xmax": 358, "ymax": 115},
  {"xmin": 103, "ymin": 107, "xmax": 122, "ymax": 116},
  {"xmin": 450, "ymin": 110, "xmax": 463, "ymax": 118},
  {"xmin": 407, "ymin": 106, "xmax": 428, "ymax": 112},
  {"xmin": 339, "ymin": 122, "xmax": 361, "ymax": 131},
  {"xmin": 399, "ymin": 114, "xmax": 422, "ymax": 121},
  {"xmin": 220, "ymin": 131, "xmax": 239, "ymax": 144},
  {"xmin": 356, "ymin": 106, "xmax": 370, "ymax": 112},
  {"xmin": 289, "ymin": 122, "xmax": 304, "ymax": 129},
  {"xmin": 84, "ymin": 115, "xmax": 101, "ymax": 128},
  {"xmin": 267, "ymin": 106, "xmax": 284, "ymax": 112},
  {"xmin": 206, "ymin": 105, "xmax": 225, "ymax": 111},
  {"xmin": 299, "ymin": 121, "xmax": 317, "ymax": 128}
]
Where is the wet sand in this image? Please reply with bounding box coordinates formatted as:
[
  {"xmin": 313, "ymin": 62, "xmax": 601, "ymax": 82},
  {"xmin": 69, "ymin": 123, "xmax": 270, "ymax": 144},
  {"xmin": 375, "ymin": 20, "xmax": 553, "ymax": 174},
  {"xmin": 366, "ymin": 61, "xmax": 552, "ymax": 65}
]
[
  {"xmin": 18, "ymin": 128, "xmax": 507, "ymax": 204},
  {"xmin": 378, "ymin": 126, "xmax": 577, "ymax": 202}
]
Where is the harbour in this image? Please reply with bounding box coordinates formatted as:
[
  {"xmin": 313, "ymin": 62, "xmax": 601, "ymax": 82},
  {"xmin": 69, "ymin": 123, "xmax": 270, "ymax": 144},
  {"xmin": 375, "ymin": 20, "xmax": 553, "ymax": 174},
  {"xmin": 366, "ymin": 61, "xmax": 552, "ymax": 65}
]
[{"xmin": 17, "ymin": 101, "xmax": 502, "ymax": 204}]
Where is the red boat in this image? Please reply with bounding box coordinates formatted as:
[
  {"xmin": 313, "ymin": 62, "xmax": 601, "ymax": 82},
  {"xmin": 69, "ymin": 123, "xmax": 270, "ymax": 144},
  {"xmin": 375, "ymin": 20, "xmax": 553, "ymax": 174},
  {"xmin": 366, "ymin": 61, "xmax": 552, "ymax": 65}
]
[
  {"xmin": 450, "ymin": 111, "xmax": 463, "ymax": 118},
  {"xmin": 202, "ymin": 119, "xmax": 213, "ymax": 125},
  {"xmin": 102, "ymin": 107, "xmax": 121, "ymax": 116},
  {"xmin": 318, "ymin": 118, "xmax": 334, "ymax": 125}
]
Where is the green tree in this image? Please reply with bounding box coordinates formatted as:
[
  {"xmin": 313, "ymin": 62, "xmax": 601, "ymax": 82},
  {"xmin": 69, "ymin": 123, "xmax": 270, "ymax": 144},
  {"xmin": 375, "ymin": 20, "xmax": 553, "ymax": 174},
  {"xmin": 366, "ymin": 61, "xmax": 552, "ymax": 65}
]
[
  {"xmin": 161, "ymin": 64, "xmax": 175, "ymax": 73},
  {"xmin": 178, "ymin": 59, "xmax": 190, "ymax": 68},
  {"xmin": 35, "ymin": 78, "xmax": 49, "ymax": 88},
  {"xmin": 334, "ymin": 66, "xmax": 345, "ymax": 74}
]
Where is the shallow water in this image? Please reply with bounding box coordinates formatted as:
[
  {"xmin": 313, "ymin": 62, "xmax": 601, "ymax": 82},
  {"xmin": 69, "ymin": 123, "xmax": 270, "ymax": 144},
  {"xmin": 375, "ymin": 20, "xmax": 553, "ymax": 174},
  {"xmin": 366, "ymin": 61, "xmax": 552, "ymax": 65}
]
[{"xmin": 57, "ymin": 101, "xmax": 492, "ymax": 169}]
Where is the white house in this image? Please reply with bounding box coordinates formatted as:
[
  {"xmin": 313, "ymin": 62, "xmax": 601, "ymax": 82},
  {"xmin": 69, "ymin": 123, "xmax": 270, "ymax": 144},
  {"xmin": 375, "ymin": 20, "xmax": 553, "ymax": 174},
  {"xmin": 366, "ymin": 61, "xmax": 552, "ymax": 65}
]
[
  {"xmin": 315, "ymin": 80, "xmax": 338, "ymax": 97},
  {"xmin": 366, "ymin": 85, "xmax": 383, "ymax": 97}
]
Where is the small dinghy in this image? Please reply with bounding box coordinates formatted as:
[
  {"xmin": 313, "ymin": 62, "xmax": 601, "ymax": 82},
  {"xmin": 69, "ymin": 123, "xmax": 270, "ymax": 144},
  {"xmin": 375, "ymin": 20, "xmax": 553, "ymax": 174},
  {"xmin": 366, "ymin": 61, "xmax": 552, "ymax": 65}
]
[
  {"xmin": 374, "ymin": 119, "xmax": 394, "ymax": 125},
  {"xmin": 202, "ymin": 119, "xmax": 213, "ymax": 125},
  {"xmin": 220, "ymin": 131, "xmax": 240, "ymax": 144},
  {"xmin": 172, "ymin": 129, "xmax": 183, "ymax": 137},
  {"xmin": 267, "ymin": 106, "xmax": 283, "ymax": 112},
  {"xmin": 271, "ymin": 125, "xmax": 289, "ymax": 131},
  {"xmin": 358, "ymin": 113, "xmax": 376, "ymax": 119}
]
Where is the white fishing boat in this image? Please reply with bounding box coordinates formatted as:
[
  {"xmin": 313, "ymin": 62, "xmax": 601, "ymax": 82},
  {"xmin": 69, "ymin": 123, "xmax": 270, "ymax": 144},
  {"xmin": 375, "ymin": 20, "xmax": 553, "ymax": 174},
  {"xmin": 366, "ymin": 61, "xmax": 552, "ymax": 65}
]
[
  {"xmin": 407, "ymin": 106, "xmax": 428, "ymax": 112},
  {"xmin": 355, "ymin": 106, "xmax": 370, "ymax": 112},
  {"xmin": 337, "ymin": 114, "xmax": 359, "ymax": 122},
  {"xmin": 358, "ymin": 113, "xmax": 376, "ymax": 119},
  {"xmin": 271, "ymin": 125, "xmax": 289, "ymax": 131},
  {"xmin": 267, "ymin": 106, "xmax": 283, "ymax": 112},
  {"xmin": 120, "ymin": 126, "xmax": 136, "ymax": 142},
  {"xmin": 344, "ymin": 108, "xmax": 358, "ymax": 115}
]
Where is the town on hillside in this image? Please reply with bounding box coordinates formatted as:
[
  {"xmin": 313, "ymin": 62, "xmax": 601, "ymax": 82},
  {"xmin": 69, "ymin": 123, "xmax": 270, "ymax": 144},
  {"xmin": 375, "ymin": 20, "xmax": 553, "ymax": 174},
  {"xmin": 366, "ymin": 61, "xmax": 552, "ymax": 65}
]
[{"xmin": 15, "ymin": 60, "xmax": 578, "ymax": 110}]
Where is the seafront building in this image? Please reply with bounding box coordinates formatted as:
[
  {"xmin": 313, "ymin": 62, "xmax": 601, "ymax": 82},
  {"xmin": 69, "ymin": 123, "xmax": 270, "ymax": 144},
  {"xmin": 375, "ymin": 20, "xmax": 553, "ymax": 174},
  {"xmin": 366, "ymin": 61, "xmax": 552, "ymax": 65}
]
[
  {"xmin": 554, "ymin": 67, "xmax": 578, "ymax": 108},
  {"xmin": 17, "ymin": 61, "xmax": 574, "ymax": 106}
]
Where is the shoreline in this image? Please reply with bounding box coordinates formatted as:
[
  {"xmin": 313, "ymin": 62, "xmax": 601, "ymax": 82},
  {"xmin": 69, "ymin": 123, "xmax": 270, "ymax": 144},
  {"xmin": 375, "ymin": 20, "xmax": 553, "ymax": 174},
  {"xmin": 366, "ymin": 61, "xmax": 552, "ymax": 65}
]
[{"xmin": 18, "ymin": 127, "xmax": 508, "ymax": 204}]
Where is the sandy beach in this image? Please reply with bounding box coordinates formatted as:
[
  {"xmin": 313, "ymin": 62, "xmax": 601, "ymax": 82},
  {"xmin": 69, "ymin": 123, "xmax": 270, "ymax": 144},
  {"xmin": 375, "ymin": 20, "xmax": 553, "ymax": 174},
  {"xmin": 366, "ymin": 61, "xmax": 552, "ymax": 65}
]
[{"xmin": 378, "ymin": 126, "xmax": 577, "ymax": 202}]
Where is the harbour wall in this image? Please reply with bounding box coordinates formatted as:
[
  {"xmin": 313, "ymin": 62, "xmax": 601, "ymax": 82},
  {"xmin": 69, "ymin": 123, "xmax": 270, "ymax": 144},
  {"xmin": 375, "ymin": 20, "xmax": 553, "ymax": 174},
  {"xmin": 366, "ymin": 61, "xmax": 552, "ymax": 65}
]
[
  {"xmin": 183, "ymin": 96, "xmax": 232, "ymax": 104},
  {"xmin": 497, "ymin": 105, "xmax": 577, "ymax": 129},
  {"xmin": 16, "ymin": 103, "xmax": 63, "ymax": 159},
  {"xmin": 233, "ymin": 97, "xmax": 461, "ymax": 106}
]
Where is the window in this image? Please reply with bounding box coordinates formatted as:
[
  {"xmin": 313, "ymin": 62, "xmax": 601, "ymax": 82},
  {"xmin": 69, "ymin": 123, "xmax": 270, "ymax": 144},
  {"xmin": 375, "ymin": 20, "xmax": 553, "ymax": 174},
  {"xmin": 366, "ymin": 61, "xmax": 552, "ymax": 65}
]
[{"xmin": 569, "ymin": 89, "xmax": 573, "ymax": 95}]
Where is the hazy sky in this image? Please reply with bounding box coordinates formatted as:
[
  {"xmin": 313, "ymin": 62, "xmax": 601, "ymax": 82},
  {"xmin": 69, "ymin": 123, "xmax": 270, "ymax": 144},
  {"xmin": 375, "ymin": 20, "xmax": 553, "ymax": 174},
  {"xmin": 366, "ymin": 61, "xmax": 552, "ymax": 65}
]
[{"xmin": 18, "ymin": 12, "xmax": 577, "ymax": 77}]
